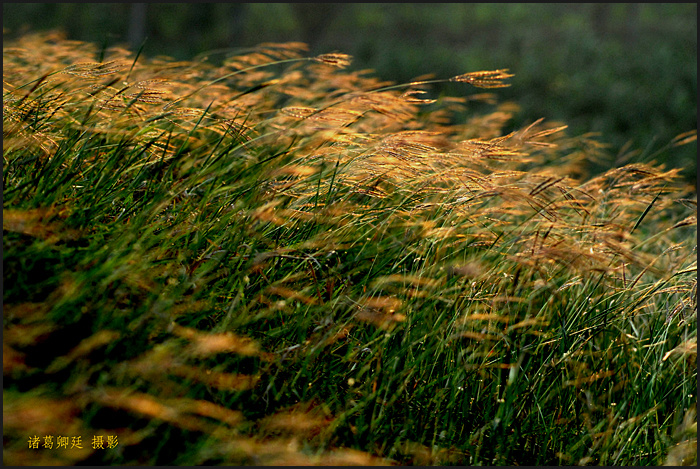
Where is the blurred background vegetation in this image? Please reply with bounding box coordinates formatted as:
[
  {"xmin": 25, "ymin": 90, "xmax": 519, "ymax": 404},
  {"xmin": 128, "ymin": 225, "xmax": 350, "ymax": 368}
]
[{"xmin": 3, "ymin": 3, "xmax": 696, "ymax": 186}]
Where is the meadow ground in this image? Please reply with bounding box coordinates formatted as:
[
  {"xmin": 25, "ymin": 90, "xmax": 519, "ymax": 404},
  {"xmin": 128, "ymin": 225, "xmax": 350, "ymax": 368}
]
[{"xmin": 3, "ymin": 32, "xmax": 697, "ymax": 465}]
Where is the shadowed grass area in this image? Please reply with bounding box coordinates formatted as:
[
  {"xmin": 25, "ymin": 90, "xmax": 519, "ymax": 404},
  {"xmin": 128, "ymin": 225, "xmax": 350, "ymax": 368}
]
[{"xmin": 3, "ymin": 31, "xmax": 697, "ymax": 465}]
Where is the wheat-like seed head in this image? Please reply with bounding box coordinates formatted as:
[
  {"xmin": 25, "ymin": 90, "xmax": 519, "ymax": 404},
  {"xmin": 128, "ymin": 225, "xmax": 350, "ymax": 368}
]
[
  {"xmin": 313, "ymin": 53, "xmax": 353, "ymax": 69},
  {"xmin": 450, "ymin": 69, "xmax": 514, "ymax": 88},
  {"xmin": 61, "ymin": 60, "xmax": 127, "ymax": 79}
]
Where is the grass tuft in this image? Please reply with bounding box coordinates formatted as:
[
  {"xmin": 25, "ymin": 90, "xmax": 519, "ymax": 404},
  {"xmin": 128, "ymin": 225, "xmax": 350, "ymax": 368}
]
[{"xmin": 3, "ymin": 31, "xmax": 697, "ymax": 465}]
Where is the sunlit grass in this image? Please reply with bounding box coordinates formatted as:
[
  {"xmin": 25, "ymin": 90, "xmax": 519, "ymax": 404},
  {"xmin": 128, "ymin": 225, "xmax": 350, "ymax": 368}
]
[{"xmin": 3, "ymin": 31, "xmax": 697, "ymax": 465}]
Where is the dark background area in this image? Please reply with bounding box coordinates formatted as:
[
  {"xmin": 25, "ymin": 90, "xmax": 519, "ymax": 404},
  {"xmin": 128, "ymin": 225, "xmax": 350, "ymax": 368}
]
[{"xmin": 3, "ymin": 3, "xmax": 697, "ymax": 186}]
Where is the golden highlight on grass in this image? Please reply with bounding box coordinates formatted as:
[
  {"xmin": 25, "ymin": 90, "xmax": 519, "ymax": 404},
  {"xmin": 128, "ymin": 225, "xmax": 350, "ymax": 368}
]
[
  {"xmin": 313, "ymin": 52, "xmax": 353, "ymax": 68},
  {"xmin": 450, "ymin": 69, "xmax": 515, "ymax": 88}
]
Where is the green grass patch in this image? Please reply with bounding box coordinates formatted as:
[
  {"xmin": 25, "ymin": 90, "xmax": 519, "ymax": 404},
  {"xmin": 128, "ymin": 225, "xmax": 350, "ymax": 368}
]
[{"xmin": 4, "ymin": 32, "xmax": 697, "ymax": 465}]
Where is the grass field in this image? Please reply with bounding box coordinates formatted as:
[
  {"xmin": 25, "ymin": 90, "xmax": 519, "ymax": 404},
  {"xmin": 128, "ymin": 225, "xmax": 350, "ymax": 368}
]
[{"xmin": 3, "ymin": 32, "xmax": 697, "ymax": 465}]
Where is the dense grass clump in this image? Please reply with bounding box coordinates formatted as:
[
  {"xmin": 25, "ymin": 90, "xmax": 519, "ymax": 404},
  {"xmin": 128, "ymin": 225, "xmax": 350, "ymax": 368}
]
[{"xmin": 4, "ymin": 31, "xmax": 697, "ymax": 465}]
